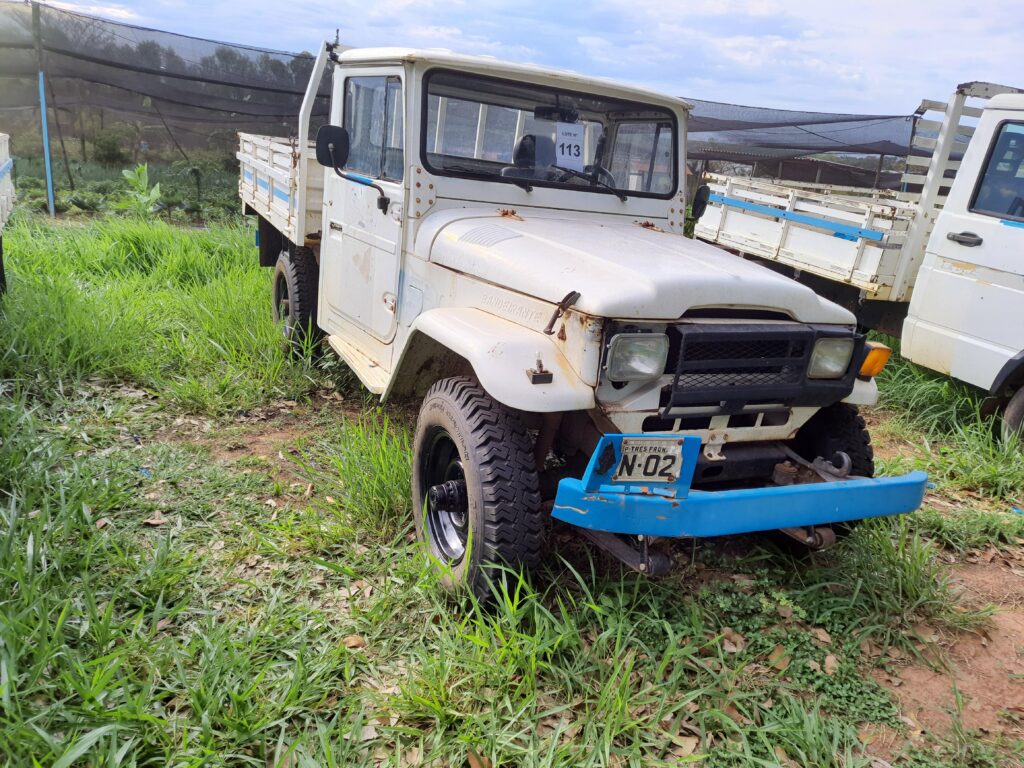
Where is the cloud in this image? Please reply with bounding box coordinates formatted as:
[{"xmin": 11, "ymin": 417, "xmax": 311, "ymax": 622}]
[
  {"xmin": 48, "ymin": 0, "xmax": 138, "ymax": 19},
  {"xmin": 66, "ymin": 0, "xmax": 1023, "ymax": 114}
]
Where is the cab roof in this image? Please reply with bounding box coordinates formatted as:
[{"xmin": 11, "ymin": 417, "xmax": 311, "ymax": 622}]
[
  {"xmin": 989, "ymin": 93, "xmax": 1024, "ymax": 111},
  {"xmin": 335, "ymin": 47, "xmax": 691, "ymax": 111}
]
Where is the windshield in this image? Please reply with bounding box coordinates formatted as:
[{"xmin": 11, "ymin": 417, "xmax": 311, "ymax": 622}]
[{"xmin": 421, "ymin": 69, "xmax": 677, "ymax": 198}]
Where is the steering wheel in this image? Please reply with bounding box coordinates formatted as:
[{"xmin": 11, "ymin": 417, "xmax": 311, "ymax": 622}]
[{"xmin": 553, "ymin": 164, "xmax": 618, "ymax": 188}]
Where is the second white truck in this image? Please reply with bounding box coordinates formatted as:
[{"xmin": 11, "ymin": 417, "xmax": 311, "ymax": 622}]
[
  {"xmin": 239, "ymin": 45, "xmax": 926, "ymax": 597},
  {"xmin": 696, "ymin": 83, "xmax": 1024, "ymax": 436}
]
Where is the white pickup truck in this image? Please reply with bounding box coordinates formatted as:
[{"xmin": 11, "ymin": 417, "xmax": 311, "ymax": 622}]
[
  {"xmin": 696, "ymin": 83, "xmax": 1024, "ymax": 436},
  {"xmin": 239, "ymin": 45, "xmax": 926, "ymax": 596},
  {"xmin": 0, "ymin": 133, "xmax": 13, "ymax": 292}
]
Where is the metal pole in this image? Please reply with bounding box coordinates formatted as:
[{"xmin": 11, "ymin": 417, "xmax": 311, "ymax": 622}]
[{"xmin": 32, "ymin": 2, "xmax": 55, "ymax": 217}]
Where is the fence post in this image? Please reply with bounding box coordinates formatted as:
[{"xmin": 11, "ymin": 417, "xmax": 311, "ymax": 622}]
[{"xmin": 32, "ymin": 1, "xmax": 56, "ymax": 218}]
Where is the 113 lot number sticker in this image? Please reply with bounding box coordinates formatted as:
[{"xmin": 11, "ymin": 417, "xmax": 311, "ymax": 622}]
[{"xmin": 555, "ymin": 122, "xmax": 585, "ymax": 171}]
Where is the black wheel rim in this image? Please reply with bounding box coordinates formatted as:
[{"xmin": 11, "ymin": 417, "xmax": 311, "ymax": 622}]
[
  {"xmin": 274, "ymin": 272, "xmax": 293, "ymax": 338},
  {"xmin": 421, "ymin": 427, "xmax": 469, "ymax": 563}
]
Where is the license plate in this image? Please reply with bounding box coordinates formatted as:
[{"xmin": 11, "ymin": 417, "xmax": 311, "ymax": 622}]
[{"xmin": 612, "ymin": 438, "xmax": 683, "ymax": 483}]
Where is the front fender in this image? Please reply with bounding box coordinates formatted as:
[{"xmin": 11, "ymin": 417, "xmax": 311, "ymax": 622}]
[{"xmin": 391, "ymin": 307, "xmax": 596, "ymax": 413}]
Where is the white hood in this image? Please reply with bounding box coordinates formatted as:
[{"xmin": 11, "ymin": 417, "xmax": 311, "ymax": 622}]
[{"xmin": 419, "ymin": 209, "xmax": 855, "ymax": 324}]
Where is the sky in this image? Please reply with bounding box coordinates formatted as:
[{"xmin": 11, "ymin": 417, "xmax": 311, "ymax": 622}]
[{"xmin": 52, "ymin": 0, "xmax": 1024, "ymax": 115}]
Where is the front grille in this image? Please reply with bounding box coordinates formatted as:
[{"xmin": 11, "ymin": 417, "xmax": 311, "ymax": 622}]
[
  {"xmin": 660, "ymin": 323, "xmax": 858, "ymax": 415},
  {"xmin": 674, "ymin": 336, "xmax": 809, "ymax": 390},
  {"xmin": 677, "ymin": 366, "xmax": 803, "ymax": 389}
]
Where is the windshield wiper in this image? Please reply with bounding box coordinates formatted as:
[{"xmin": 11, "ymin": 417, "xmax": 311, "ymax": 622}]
[
  {"xmin": 441, "ymin": 164, "xmax": 533, "ymax": 192},
  {"xmin": 551, "ymin": 165, "xmax": 627, "ymax": 202}
]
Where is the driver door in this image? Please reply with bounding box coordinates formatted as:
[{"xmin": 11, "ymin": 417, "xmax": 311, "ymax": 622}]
[{"xmin": 319, "ymin": 72, "xmax": 405, "ymax": 344}]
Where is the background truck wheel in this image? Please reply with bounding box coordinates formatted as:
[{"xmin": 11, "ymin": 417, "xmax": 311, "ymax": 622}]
[
  {"xmin": 272, "ymin": 246, "xmax": 321, "ymax": 354},
  {"xmin": 793, "ymin": 403, "xmax": 875, "ymax": 478},
  {"xmin": 1001, "ymin": 388, "xmax": 1024, "ymax": 442},
  {"xmin": 412, "ymin": 376, "xmax": 544, "ymax": 599}
]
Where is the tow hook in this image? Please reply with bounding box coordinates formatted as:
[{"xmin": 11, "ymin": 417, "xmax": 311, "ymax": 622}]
[
  {"xmin": 779, "ymin": 446, "xmax": 855, "ymax": 483},
  {"xmin": 780, "ymin": 525, "xmax": 837, "ymax": 551}
]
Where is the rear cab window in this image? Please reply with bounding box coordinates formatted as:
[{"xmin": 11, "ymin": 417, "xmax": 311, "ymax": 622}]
[{"xmin": 970, "ymin": 121, "xmax": 1024, "ymax": 221}]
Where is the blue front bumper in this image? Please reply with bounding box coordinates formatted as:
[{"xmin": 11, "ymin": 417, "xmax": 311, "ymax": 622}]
[{"xmin": 552, "ymin": 434, "xmax": 928, "ymax": 538}]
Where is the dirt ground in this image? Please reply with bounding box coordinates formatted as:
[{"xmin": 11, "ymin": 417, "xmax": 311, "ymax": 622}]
[{"xmin": 876, "ymin": 562, "xmax": 1024, "ymax": 736}]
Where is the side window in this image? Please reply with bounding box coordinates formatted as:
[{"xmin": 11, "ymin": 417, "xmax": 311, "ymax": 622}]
[
  {"xmin": 970, "ymin": 121, "xmax": 1024, "ymax": 221},
  {"xmin": 343, "ymin": 76, "xmax": 404, "ymax": 181}
]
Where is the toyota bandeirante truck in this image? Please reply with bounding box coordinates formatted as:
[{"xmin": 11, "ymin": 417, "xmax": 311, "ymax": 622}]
[
  {"xmin": 238, "ymin": 45, "xmax": 926, "ymax": 596},
  {"xmin": 695, "ymin": 83, "xmax": 1024, "ymax": 438}
]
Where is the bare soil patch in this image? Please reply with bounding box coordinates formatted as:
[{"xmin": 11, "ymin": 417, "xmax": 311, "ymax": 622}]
[{"xmin": 876, "ymin": 560, "xmax": 1024, "ymax": 741}]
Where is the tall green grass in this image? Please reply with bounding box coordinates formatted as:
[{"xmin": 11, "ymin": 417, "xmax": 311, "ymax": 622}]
[
  {"xmin": 875, "ymin": 340, "xmax": 984, "ymax": 436},
  {"xmin": 0, "ymin": 215, "xmax": 320, "ymax": 413},
  {"xmin": 875, "ymin": 341, "xmax": 1024, "ymax": 503}
]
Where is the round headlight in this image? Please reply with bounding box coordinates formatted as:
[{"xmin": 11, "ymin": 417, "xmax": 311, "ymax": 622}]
[
  {"xmin": 808, "ymin": 337, "xmax": 855, "ymax": 379},
  {"xmin": 606, "ymin": 333, "xmax": 670, "ymax": 381}
]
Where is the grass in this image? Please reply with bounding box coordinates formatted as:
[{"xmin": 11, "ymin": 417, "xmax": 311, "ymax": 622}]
[
  {"xmin": 1, "ymin": 214, "xmax": 1022, "ymax": 766},
  {"xmin": 874, "ymin": 339, "xmax": 1024, "ymax": 553},
  {"xmin": 0, "ymin": 214, "xmax": 325, "ymax": 413}
]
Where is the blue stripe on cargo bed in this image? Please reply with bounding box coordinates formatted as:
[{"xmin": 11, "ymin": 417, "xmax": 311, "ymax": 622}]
[
  {"xmin": 709, "ymin": 193, "xmax": 886, "ymax": 242},
  {"xmin": 256, "ymin": 177, "xmax": 269, "ymax": 191},
  {"xmin": 273, "ymin": 188, "xmax": 289, "ymax": 204},
  {"xmin": 0, "ymin": 158, "xmax": 12, "ymax": 181}
]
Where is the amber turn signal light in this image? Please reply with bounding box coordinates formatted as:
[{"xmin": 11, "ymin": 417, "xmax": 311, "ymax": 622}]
[{"xmin": 859, "ymin": 341, "xmax": 892, "ymax": 378}]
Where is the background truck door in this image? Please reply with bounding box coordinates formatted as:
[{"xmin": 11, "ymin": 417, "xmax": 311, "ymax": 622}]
[
  {"xmin": 903, "ymin": 103, "xmax": 1024, "ymax": 390},
  {"xmin": 320, "ymin": 72, "xmax": 405, "ymax": 343}
]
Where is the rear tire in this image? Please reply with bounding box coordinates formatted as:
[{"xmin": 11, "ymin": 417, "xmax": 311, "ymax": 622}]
[
  {"xmin": 272, "ymin": 246, "xmax": 321, "ymax": 355},
  {"xmin": 411, "ymin": 376, "xmax": 544, "ymax": 600}
]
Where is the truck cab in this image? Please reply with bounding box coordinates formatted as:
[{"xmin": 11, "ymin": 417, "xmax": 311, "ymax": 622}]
[
  {"xmin": 240, "ymin": 47, "xmax": 926, "ymax": 596},
  {"xmin": 903, "ymin": 92, "xmax": 1024, "ymax": 428}
]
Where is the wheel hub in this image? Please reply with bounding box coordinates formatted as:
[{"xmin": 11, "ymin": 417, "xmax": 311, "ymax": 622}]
[
  {"xmin": 421, "ymin": 428, "xmax": 469, "ymax": 563},
  {"xmin": 428, "ymin": 479, "xmax": 467, "ymax": 527}
]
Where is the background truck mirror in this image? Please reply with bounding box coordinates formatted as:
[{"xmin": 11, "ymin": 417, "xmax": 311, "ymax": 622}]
[
  {"xmin": 315, "ymin": 125, "xmax": 350, "ymax": 168},
  {"xmin": 691, "ymin": 184, "xmax": 711, "ymax": 221}
]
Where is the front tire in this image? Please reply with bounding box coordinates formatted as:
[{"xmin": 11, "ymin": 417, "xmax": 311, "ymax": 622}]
[
  {"xmin": 272, "ymin": 246, "xmax": 321, "ymax": 354},
  {"xmin": 411, "ymin": 377, "xmax": 544, "ymax": 599},
  {"xmin": 793, "ymin": 403, "xmax": 874, "ymax": 478},
  {"xmin": 1001, "ymin": 388, "xmax": 1024, "ymax": 443},
  {"xmin": 786, "ymin": 403, "xmax": 874, "ymax": 542}
]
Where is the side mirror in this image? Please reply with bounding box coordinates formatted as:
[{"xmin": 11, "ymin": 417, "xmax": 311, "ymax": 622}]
[
  {"xmin": 315, "ymin": 124, "xmax": 349, "ymax": 168},
  {"xmin": 690, "ymin": 184, "xmax": 711, "ymax": 221}
]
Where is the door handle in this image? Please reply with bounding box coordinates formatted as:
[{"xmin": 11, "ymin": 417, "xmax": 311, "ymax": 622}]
[
  {"xmin": 329, "ymin": 221, "xmax": 343, "ymax": 233},
  {"xmin": 946, "ymin": 231, "xmax": 983, "ymax": 247}
]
